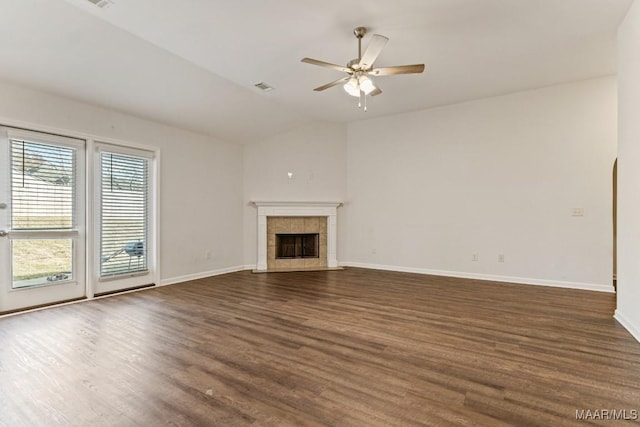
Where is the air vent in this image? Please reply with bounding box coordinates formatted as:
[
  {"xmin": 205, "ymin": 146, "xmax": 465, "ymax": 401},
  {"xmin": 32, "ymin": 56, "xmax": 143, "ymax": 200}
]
[
  {"xmin": 254, "ymin": 82, "xmax": 274, "ymax": 92},
  {"xmin": 86, "ymin": 0, "xmax": 114, "ymax": 8}
]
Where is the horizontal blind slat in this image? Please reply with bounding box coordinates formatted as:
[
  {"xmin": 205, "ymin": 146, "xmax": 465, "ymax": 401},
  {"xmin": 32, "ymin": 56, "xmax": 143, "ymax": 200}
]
[
  {"xmin": 10, "ymin": 139, "xmax": 76, "ymax": 230},
  {"xmin": 100, "ymin": 152, "xmax": 149, "ymax": 277}
]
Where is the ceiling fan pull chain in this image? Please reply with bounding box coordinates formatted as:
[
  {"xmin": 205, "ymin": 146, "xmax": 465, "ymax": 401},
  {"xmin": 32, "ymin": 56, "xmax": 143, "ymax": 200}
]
[{"xmin": 364, "ymin": 93, "xmax": 367, "ymax": 112}]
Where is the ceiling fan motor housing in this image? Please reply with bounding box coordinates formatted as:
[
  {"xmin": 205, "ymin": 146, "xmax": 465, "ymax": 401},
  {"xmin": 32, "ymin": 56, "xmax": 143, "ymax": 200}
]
[
  {"xmin": 347, "ymin": 58, "xmax": 361, "ymax": 71},
  {"xmin": 353, "ymin": 27, "xmax": 367, "ymax": 39}
]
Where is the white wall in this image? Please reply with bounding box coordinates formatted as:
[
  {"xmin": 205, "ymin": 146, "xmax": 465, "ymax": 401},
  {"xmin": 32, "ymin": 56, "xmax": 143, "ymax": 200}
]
[
  {"xmin": 345, "ymin": 77, "xmax": 617, "ymax": 291},
  {"xmin": 243, "ymin": 122, "xmax": 347, "ymax": 266},
  {"xmin": 616, "ymin": 0, "xmax": 640, "ymax": 341},
  {"xmin": 1, "ymin": 73, "xmax": 620, "ymax": 300},
  {"xmin": 0, "ymin": 80, "xmax": 244, "ymax": 285}
]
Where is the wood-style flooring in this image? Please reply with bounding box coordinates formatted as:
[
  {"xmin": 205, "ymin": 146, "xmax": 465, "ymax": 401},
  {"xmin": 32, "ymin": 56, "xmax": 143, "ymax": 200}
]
[{"xmin": 1, "ymin": 268, "xmax": 639, "ymax": 426}]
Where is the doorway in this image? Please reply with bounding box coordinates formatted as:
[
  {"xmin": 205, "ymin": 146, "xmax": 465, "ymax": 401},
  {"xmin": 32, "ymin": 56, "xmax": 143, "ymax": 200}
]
[
  {"xmin": 92, "ymin": 142, "xmax": 156, "ymax": 296},
  {"xmin": 0, "ymin": 127, "xmax": 158, "ymax": 313},
  {"xmin": 0, "ymin": 128, "xmax": 86, "ymax": 312},
  {"xmin": 613, "ymin": 158, "xmax": 617, "ymax": 291}
]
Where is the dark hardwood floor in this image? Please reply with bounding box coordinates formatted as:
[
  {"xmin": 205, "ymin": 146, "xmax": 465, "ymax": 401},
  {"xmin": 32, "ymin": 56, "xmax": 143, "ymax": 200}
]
[{"xmin": 1, "ymin": 268, "xmax": 639, "ymax": 426}]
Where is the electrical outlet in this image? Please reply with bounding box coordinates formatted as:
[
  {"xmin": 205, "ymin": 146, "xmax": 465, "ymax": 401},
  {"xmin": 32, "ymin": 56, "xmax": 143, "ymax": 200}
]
[
  {"xmin": 472, "ymin": 253, "xmax": 478, "ymax": 261},
  {"xmin": 371, "ymin": 248, "xmax": 377, "ymax": 255},
  {"xmin": 498, "ymin": 254, "xmax": 505, "ymax": 263},
  {"xmin": 205, "ymin": 250, "xmax": 213, "ymax": 260}
]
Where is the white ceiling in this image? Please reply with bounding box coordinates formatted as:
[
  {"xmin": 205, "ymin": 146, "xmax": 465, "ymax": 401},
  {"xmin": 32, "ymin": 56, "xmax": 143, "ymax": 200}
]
[{"xmin": 0, "ymin": 0, "xmax": 632, "ymax": 143}]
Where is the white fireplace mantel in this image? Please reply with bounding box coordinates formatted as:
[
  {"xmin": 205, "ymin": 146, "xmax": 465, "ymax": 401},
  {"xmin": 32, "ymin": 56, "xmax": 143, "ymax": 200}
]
[{"xmin": 251, "ymin": 201, "xmax": 342, "ymax": 272}]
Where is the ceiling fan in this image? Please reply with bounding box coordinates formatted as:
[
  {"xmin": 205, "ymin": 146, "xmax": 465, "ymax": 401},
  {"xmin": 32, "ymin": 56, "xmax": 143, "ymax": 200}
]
[{"xmin": 301, "ymin": 27, "xmax": 425, "ymax": 111}]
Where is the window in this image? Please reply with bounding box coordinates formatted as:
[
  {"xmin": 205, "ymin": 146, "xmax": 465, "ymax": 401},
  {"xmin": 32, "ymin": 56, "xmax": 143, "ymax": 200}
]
[
  {"xmin": 9, "ymin": 136, "xmax": 81, "ymax": 289},
  {"xmin": 11, "ymin": 139, "xmax": 75, "ymax": 230},
  {"xmin": 99, "ymin": 151, "xmax": 150, "ymax": 278}
]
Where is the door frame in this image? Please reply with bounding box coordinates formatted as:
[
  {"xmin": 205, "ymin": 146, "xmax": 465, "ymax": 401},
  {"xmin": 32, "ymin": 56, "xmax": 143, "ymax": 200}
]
[
  {"xmin": 0, "ymin": 118, "xmax": 160, "ymax": 312},
  {"xmin": 0, "ymin": 127, "xmax": 86, "ymax": 312},
  {"xmin": 91, "ymin": 141, "xmax": 158, "ymax": 296}
]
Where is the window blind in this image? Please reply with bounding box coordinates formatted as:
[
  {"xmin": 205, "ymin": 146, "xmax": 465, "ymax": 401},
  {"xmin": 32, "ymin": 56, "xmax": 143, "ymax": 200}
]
[
  {"xmin": 10, "ymin": 139, "xmax": 75, "ymax": 230},
  {"xmin": 100, "ymin": 152, "xmax": 149, "ymax": 277}
]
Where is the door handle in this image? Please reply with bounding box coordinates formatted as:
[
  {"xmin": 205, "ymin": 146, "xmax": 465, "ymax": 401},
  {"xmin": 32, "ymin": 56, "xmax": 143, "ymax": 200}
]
[{"xmin": 0, "ymin": 230, "xmax": 7, "ymax": 237}]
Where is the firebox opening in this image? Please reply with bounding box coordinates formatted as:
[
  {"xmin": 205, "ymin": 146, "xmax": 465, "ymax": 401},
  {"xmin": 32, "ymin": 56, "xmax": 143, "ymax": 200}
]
[{"xmin": 276, "ymin": 233, "xmax": 319, "ymax": 259}]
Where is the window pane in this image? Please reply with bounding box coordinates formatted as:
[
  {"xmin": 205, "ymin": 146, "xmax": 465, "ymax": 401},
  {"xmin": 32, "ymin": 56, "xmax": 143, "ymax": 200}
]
[
  {"xmin": 11, "ymin": 139, "xmax": 75, "ymax": 229},
  {"xmin": 12, "ymin": 239, "xmax": 73, "ymax": 288},
  {"xmin": 100, "ymin": 152, "xmax": 149, "ymax": 277}
]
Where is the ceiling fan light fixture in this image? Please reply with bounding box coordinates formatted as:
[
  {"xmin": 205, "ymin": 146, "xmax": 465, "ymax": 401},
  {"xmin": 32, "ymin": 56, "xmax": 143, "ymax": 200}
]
[
  {"xmin": 359, "ymin": 76, "xmax": 376, "ymax": 95},
  {"xmin": 343, "ymin": 77, "xmax": 360, "ymax": 97}
]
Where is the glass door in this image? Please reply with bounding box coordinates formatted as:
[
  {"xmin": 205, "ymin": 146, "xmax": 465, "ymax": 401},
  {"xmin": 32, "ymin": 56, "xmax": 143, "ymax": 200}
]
[
  {"xmin": 0, "ymin": 128, "xmax": 85, "ymax": 313},
  {"xmin": 93, "ymin": 142, "xmax": 155, "ymax": 295}
]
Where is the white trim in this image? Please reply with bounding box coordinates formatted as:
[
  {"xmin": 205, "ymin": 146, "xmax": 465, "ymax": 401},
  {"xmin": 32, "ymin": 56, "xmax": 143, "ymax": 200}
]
[
  {"xmin": 85, "ymin": 139, "xmax": 95, "ymax": 298},
  {"xmin": 340, "ymin": 261, "xmax": 615, "ymax": 293},
  {"xmin": 614, "ymin": 310, "xmax": 640, "ymax": 343},
  {"xmin": 94, "ymin": 141, "xmax": 156, "ymax": 159},
  {"xmin": 251, "ymin": 201, "xmax": 342, "ymax": 208},
  {"xmin": 251, "ymin": 201, "xmax": 342, "ymax": 272},
  {"xmin": 152, "ymin": 149, "xmax": 161, "ymax": 292},
  {"xmin": 0, "ymin": 117, "xmax": 158, "ymax": 154},
  {"xmin": 7, "ymin": 128, "xmax": 85, "ymax": 147},
  {"xmin": 160, "ymin": 265, "xmax": 247, "ymax": 286}
]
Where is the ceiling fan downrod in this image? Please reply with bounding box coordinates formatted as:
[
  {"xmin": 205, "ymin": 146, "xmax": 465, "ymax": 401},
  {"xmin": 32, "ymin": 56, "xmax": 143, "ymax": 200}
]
[
  {"xmin": 353, "ymin": 28, "xmax": 368, "ymax": 112},
  {"xmin": 354, "ymin": 27, "xmax": 367, "ymax": 63}
]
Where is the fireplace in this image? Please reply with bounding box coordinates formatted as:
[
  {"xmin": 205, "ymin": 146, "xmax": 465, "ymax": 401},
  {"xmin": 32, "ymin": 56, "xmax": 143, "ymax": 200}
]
[
  {"xmin": 276, "ymin": 233, "xmax": 319, "ymax": 259},
  {"xmin": 251, "ymin": 201, "xmax": 341, "ymax": 272},
  {"xmin": 267, "ymin": 216, "xmax": 326, "ymax": 269}
]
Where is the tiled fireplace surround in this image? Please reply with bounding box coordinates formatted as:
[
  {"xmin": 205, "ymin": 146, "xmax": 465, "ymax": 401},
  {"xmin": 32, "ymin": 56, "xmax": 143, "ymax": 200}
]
[
  {"xmin": 252, "ymin": 202, "xmax": 341, "ymax": 272},
  {"xmin": 267, "ymin": 216, "xmax": 327, "ymax": 270}
]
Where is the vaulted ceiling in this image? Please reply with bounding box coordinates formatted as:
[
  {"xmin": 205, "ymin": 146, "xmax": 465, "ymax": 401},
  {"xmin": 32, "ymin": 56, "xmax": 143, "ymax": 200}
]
[{"xmin": 0, "ymin": 0, "xmax": 632, "ymax": 143}]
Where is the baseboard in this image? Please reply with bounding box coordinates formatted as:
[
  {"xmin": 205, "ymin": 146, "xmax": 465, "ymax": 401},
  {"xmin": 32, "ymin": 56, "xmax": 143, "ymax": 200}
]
[
  {"xmin": 614, "ymin": 310, "xmax": 640, "ymax": 343},
  {"xmin": 340, "ymin": 261, "xmax": 615, "ymax": 293},
  {"xmin": 161, "ymin": 261, "xmax": 614, "ymax": 293},
  {"xmin": 160, "ymin": 265, "xmax": 248, "ymax": 286}
]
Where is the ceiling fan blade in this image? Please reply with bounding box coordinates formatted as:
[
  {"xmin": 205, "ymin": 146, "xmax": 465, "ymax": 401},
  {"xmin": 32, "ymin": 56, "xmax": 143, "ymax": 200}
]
[
  {"xmin": 369, "ymin": 64, "xmax": 425, "ymax": 76},
  {"xmin": 358, "ymin": 34, "xmax": 389, "ymax": 70},
  {"xmin": 370, "ymin": 87, "xmax": 382, "ymax": 96},
  {"xmin": 313, "ymin": 76, "xmax": 350, "ymax": 92},
  {"xmin": 301, "ymin": 58, "xmax": 350, "ymax": 73}
]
